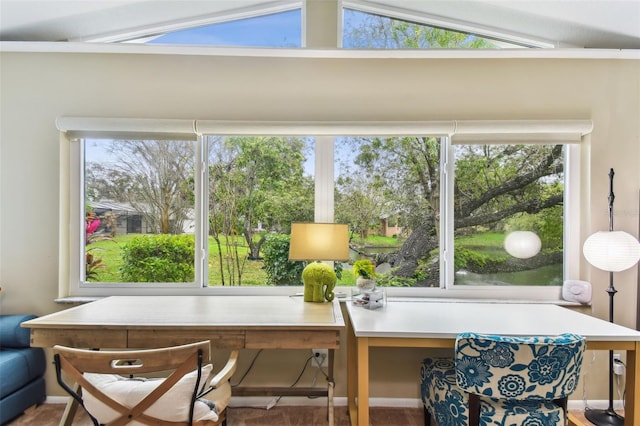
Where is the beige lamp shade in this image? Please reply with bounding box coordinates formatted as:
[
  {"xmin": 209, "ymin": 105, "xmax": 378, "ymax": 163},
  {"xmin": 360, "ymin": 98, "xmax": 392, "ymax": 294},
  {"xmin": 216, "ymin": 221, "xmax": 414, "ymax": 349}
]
[
  {"xmin": 288, "ymin": 223, "xmax": 350, "ymax": 261},
  {"xmin": 583, "ymin": 230, "xmax": 640, "ymax": 272}
]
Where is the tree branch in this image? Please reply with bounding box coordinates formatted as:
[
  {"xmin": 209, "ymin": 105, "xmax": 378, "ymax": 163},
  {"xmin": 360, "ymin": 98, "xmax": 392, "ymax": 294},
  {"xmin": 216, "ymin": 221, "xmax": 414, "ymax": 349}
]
[{"xmin": 455, "ymin": 193, "xmax": 563, "ymax": 229}]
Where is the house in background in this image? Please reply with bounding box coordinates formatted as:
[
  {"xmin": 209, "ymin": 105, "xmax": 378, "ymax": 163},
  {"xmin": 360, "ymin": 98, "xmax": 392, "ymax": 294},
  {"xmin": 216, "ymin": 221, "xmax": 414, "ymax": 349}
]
[
  {"xmin": 89, "ymin": 201, "xmax": 194, "ymax": 235},
  {"xmin": 90, "ymin": 201, "xmax": 147, "ymax": 235}
]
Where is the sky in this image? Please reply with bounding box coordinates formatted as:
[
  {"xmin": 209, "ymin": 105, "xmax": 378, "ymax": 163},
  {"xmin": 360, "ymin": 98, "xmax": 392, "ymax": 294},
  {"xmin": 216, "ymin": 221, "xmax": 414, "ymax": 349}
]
[{"xmin": 148, "ymin": 9, "xmax": 302, "ymax": 47}]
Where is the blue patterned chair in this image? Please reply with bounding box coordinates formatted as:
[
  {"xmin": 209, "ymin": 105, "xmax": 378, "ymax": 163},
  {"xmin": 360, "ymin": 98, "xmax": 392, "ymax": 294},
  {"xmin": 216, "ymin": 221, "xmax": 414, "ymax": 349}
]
[{"xmin": 420, "ymin": 332, "xmax": 586, "ymax": 426}]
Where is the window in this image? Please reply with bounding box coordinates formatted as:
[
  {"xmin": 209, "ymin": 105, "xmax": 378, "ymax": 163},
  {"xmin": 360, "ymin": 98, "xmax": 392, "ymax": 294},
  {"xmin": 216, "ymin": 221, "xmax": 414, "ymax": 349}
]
[
  {"xmin": 449, "ymin": 143, "xmax": 567, "ymax": 287},
  {"xmin": 116, "ymin": 7, "xmax": 302, "ymax": 48},
  {"xmin": 132, "ymin": 9, "xmax": 302, "ymax": 47},
  {"xmin": 342, "ymin": 5, "xmax": 540, "ymax": 49},
  {"xmin": 205, "ymin": 135, "xmax": 314, "ymax": 286},
  {"xmin": 111, "ymin": 1, "xmax": 548, "ymax": 49},
  {"xmin": 60, "ymin": 118, "xmax": 590, "ymax": 298},
  {"xmin": 84, "ymin": 138, "xmax": 197, "ymax": 284}
]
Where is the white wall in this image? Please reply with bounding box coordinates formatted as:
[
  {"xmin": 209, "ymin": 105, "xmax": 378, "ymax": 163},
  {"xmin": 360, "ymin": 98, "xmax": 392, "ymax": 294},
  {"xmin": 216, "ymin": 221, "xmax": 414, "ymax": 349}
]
[{"xmin": 1, "ymin": 47, "xmax": 639, "ymax": 401}]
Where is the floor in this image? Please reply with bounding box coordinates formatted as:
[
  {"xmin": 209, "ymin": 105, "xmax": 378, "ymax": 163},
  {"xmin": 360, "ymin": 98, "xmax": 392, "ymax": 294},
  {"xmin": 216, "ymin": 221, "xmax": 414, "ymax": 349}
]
[
  {"xmin": 7, "ymin": 403, "xmax": 605, "ymax": 426},
  {"xmin": 7, "ymin": 403, "xmax": 424, "ymax": 426}
]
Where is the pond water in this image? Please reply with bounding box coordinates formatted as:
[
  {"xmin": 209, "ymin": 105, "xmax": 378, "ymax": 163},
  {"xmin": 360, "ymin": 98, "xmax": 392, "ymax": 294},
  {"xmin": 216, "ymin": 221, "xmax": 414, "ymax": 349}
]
[{"xmin": 455, "ymin": 264, "xmax": 563, "ymax": 286}]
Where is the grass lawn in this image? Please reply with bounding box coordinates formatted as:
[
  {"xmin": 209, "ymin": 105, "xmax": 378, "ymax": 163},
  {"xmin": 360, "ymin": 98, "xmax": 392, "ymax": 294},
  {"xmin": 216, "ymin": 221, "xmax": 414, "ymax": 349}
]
[
  {"xmin": 89, "ymin": 234, "xmax": 401, "ymax": 286},
  {"xmin": 87, "ymin": 232, "xmax": 516, "ymax": 286}
]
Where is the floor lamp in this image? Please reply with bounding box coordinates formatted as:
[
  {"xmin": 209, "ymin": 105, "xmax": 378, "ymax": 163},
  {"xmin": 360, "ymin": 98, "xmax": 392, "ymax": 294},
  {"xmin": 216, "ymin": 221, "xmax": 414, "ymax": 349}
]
[{"xmin": 582, "ymin": 169, "xmax": 640, "ymax": 426}]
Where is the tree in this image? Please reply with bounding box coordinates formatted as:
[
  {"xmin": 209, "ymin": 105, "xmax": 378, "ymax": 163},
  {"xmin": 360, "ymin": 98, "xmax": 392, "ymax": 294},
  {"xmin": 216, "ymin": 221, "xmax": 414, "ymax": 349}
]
[
  {"xmin": 343, "ymin": 9, "xmax": 497, "ymax": 49},
  {"xmin": 207, "ymin": 136, "xmax": 313, "ymax": 285},
  {"xmin": 86, "ymin": 139, "xmax": 195, "ymax": 234},
  {"xmin": 367, "ymin": 141, "xmax": 565, "ymax": 285}
]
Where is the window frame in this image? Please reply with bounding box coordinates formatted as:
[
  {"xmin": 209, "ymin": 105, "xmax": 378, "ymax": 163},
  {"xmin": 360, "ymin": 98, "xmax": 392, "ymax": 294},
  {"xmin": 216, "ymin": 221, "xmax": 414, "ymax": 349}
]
[
  {"xmin": 440, "ymin": 138, "xmax": 581, "ymax": 296},
  {"xmin": 60, "ymin": 118, "xmax": 591, "ymax": 300},
  {"xmin": 82, "ymin": 2, "xmax": 304, "ymax": 44}
]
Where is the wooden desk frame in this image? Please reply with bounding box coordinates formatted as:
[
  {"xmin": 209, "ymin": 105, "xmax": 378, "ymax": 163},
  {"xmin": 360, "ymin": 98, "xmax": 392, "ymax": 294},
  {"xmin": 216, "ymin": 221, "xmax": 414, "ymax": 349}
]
[
  {"xmin": 24, "ymin": 296, "xmax": 344, "ymax": 426},
  {"xmin": 345, "ymin": 301, "xmax": 640, "ymax": 426}
]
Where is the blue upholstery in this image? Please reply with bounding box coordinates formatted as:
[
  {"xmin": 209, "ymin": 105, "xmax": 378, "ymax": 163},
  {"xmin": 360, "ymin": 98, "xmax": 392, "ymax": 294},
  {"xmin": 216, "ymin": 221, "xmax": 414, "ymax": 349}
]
[
  {"xmin": 421, "ymin": 333, "xmax": 586, "ymax": 426},
  {"xmin": 0, "ymin": 314, "xmax": 46, "ymax": 425}
]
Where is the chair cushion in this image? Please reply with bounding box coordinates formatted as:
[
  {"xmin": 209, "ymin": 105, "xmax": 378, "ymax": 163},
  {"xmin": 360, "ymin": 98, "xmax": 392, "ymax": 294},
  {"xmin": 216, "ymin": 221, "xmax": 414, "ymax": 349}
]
[
  {"xmin": 421, "ymin": 357, "xmax": 566, "ymax": 426},
  {"xmin": 0, "ymin": 347, "xmax": 46, "ymax": 398},
  {"xmin": 202, "ymin": 380, "xmax": 232, "ymax": 414},
  {"xmin": 83, "ymin": 364, "xmax": 221, "ymax": 424}
]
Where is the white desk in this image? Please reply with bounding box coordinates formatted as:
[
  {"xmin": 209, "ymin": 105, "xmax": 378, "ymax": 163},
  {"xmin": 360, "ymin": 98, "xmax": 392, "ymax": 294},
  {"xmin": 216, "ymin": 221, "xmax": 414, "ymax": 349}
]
[{"xmin": 346, "ymin": 299, "xmax": 640, "ymax": 426}]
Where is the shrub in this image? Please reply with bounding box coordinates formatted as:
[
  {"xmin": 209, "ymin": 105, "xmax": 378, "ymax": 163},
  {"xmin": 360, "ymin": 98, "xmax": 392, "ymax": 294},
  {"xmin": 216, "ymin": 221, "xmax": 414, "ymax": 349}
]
[
  {"xmin": 120, "ymin": 234, "xmax": 194, "ymax": 282},
  {"xmin": 261, "ymin": 234, "xmax": 304, "ymax": 286}
]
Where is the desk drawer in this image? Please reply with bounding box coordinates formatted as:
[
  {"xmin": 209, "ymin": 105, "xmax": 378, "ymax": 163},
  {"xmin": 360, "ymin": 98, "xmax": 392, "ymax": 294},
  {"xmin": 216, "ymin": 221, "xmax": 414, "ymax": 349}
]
[
  {"xmin": 30, "ymin": 328, "xmax": 127, "ymax": 348},
  {"xmin": 128, "ymin": 330, "xmax": 245, "ymax": 349},
  {"xmin": 246, "ymin": 330, "xmax": 340, "ymax": 349}
]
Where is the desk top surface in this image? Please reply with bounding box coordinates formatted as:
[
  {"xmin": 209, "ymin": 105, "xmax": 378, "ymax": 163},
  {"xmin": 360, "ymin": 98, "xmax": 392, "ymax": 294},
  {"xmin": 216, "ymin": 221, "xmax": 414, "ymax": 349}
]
[
  {"xmin": 346, "ymin": 299, "xmax": 640, "ymax": 341},
  {"xmin": 23, "ymin": 296, "xmax": 344, "ymax": 330}
]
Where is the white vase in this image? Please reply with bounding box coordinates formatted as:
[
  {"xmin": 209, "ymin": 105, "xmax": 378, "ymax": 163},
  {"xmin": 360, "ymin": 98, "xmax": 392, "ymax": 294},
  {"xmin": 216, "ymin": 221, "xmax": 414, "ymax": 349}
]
[{"xmin": 356, "ymin": 277, "xmax": 376, "ymax": 291}]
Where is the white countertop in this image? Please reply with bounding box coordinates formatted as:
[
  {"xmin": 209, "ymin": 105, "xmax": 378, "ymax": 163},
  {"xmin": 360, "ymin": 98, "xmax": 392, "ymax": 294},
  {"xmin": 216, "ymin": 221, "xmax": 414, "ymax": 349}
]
[{"xmin": 346, "ymin": 299, "xmax": 640, "ymax": 341}]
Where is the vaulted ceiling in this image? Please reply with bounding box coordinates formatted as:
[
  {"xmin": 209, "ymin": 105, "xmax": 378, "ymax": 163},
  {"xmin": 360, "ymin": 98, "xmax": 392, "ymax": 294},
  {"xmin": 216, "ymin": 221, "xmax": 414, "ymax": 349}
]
[{"xmin": 1, "ymin": 0, "xmax": 639, "ymax": 48}]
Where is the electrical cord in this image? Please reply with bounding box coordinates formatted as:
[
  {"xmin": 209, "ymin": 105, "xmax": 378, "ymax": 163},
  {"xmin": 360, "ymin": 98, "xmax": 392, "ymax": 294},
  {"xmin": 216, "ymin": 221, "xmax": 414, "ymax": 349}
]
[
  {"xmin": 311, "ymin": 352, "xmax": 330, "ymax": 381},
  {"xmin": 266, "ymin": 355, "xmax": 315, "ymax": 410},
  {"xmin": 231, "ymin": 349, "xmax": 263, "ymax": 388},
  {"xmin": 229, "ymin": 352, "xmax": 321, "ymax": 410},
  {"xmin": 582, "ymin": 351, "xmax": 595, "ymax": 411},
  {"xmin": 614, "ymin": 359, "xmax": 626, "ymax": 409},
  {"xmin": 583, "ymin": 352, "xmax": 627, "ymax": 413}
]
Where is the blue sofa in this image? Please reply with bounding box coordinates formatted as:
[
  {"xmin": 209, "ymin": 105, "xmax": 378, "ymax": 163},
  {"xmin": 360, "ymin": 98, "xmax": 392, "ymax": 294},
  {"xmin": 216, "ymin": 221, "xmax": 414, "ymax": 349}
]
[{"xmin": 0, "ymin": 314, "xmax": 46, "ymax": 425}]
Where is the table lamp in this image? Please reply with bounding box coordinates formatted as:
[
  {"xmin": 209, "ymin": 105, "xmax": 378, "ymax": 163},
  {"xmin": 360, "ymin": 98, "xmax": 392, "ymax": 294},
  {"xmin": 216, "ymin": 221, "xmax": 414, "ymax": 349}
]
[
  {"xmin": 582, "ymin": 169, "xmax": 640, "ymax": 426},
  {"xmin": 288, "ymin": 222, "xmax": 350, "ymax": 303}
]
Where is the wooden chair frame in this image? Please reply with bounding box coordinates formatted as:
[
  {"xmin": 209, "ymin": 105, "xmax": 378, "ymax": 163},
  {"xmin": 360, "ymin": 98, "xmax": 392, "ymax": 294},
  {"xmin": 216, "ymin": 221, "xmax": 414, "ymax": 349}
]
[{"xmin": 54, "ymin": 340, "xmax": 237, "ymax": 426}]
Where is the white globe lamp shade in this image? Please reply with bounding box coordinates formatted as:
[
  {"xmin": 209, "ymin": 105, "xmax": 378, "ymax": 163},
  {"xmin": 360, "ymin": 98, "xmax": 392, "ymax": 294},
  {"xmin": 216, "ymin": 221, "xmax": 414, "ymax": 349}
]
[
  {"xmin": 583, "ymin": 230, "xmax": 640, "ymax": 272},
  {"xmin": 504, "ymin": 231, "xmax": 542, "ymax": 259}
]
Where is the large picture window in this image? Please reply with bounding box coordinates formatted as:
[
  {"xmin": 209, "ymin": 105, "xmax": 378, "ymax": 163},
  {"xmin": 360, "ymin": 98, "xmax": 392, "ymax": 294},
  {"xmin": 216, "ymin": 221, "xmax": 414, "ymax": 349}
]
[{"xmin": 61, "ymin": 119, "xmax": 590, "ymax": 298}]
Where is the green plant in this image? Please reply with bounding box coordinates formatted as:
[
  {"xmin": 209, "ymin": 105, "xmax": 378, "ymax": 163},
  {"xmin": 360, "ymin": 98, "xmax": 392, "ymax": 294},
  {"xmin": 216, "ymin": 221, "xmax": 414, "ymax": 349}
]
[
  {"xmin": 261, "ymin": 234, "xmax": 304, "ymax": 286},
  {"xmin": 85, "ymin": 211, "xmax": 116, "ymax": 281},
  {"xmin": 120, "ymin": 234, "xmax": 194, "ymax": 282},
  {"xmin": 352, "ymin": 259, "xmax": 376, "ymax": 279}
]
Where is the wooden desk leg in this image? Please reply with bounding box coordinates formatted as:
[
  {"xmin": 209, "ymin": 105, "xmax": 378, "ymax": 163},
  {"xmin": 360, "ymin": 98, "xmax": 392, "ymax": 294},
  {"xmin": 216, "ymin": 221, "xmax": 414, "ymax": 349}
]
[
  {"xmin": 356, "ymin": 336, "xmax": 370, "ymax": 426},
  {"xmin": 328, "ymin": 348, "xmax": 335, "ymax": 426},
  {"xmin": 347, "ymin": 313, "xmax": 357, "ymax": 425},
  {"xmin": 328, "ymin": 380, "xmax": 335, "ymax": 426},
  {"xmin": 625, "ymin": 342, "xmax": 639, "ymax": 426}
]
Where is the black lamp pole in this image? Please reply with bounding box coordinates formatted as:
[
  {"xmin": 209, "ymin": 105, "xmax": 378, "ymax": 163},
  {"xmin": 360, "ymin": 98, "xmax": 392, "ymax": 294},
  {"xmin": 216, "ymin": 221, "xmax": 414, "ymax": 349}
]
[{"xmin": 585, "ymin": 168, "xmax": 624, "ymax": 426}]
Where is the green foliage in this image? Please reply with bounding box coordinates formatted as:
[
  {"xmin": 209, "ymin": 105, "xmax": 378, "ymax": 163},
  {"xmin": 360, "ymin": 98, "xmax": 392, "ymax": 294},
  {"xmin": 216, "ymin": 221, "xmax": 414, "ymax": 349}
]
[
  {"xmin": 344, "ymin": 10, "xmax": 497, "ymax": 49},
  {"xmin": 352, "ymin": 259, "xmax": 376, "ymax": 279},
  {"xmin": 261, "ymin": 234, "xmax": 304, "ymax": 286},
  {"xmin": 376, "ymin": 274, "xmax": 416, "ymax": 287},
  {"xmin": 85, "ymin": 211, "xmax": 116, "ymax": 282},
  {"xmin": 85, "ymin": 251, "xmax": 106, "ymax": 281},
  {"xmin": 120, "ymin": 234, "xmax": 194, "ymax": 282},
  {"xmin": 506, "ymin": 207, "xmax": 564, "ymax": 249},
  {"xmin": 335, "ymin": 174, "xmax": 382, "ymax": 239},
  {"xmin": 454, "ymin": 247, "xmax": 490, "ymax": 270}
]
